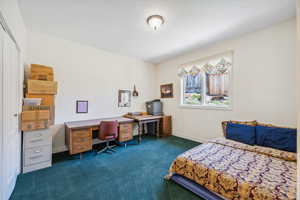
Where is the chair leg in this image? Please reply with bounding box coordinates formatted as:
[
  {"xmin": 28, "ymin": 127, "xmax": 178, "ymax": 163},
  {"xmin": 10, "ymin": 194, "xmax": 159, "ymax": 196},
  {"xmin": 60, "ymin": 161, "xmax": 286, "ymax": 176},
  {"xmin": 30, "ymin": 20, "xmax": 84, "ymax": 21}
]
[
  {"xmin": 97, "ymin": 141, "xmax": 117, "ymax": 154},
  {"xmin": 97, "ymin": 147, "xmax": 106, "ymax": 154},
  {"xmin": 108, "ymin": 148, "xmax": 116, "ymax": 152},
  {"xmin": 97, "ymin": 141, "xmax": 110, "ymax": 154},
  {"xmin": 107, "ymin": 144, "xmax": 117, "ymax": 152}
]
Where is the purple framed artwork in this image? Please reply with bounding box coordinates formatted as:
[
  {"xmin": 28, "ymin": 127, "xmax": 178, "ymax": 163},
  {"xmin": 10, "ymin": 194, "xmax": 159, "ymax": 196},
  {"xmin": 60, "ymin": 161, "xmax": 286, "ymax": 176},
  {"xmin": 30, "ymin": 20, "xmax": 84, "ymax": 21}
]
[{"xmin": 76, "ymin": 100, "xmax": 88, "ymax": 113}]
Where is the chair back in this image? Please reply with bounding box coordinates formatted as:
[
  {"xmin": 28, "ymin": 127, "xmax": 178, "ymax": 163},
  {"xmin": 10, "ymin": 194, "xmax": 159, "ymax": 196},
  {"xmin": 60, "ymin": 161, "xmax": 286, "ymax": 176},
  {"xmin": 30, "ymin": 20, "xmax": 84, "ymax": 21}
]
[{"xmin": 98, "ymin": 121, "xmax": 118, "ymax": 140}]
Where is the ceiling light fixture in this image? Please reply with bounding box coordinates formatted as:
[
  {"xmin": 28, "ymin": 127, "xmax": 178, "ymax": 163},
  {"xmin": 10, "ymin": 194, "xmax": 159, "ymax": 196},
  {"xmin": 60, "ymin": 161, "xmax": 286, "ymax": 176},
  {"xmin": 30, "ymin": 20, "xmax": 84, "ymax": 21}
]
[{"xmin": 146, "ymin": 15, "xmax": 164, "ymax": 30}]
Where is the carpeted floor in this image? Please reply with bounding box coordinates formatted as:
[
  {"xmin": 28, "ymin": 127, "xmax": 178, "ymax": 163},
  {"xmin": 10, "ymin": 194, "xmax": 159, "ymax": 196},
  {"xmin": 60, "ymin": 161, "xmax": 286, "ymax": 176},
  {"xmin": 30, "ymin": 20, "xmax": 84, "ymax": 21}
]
[{"xmin": 10, "ymin": 136, "xmax": 203, "ymax": 200}]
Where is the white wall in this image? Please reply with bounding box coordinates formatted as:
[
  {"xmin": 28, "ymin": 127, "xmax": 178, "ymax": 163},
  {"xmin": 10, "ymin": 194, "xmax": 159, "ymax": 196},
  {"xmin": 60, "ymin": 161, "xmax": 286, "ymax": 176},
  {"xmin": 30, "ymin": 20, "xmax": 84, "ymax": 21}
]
[
  {"xmin": 0, "ymin": 0, "xmax": 26, "ymax": 51},
  {"xmin": 27, "ymin": 31, "xmax": 156, "ymax": 152},
  {"xmin": 27, "ymin": 18, "xmax": 296, "ymax": 153},
  {"xmin": 156, "ymin": 19, "xmax": 297, "ymax": 142}
]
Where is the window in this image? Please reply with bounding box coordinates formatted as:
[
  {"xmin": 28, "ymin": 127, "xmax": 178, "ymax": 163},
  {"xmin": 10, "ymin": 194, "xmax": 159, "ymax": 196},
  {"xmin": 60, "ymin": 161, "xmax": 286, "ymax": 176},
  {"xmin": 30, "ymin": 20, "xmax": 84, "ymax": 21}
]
[{"xmin": 178, "ymin": 52, "xmax": 232, "ymax": 109}]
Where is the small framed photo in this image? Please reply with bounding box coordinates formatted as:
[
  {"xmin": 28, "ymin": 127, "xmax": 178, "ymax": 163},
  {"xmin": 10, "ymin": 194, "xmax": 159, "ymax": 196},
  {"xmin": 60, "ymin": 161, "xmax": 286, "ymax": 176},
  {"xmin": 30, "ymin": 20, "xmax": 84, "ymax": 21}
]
[
  {"xmin": 76, "ymin": 100, "xmax": 88, "ymax": 113},
  {"xmin": 118, "ymin": 90, "xmax": 131, "ymax": 107},
  {"xmin": 160, "ymin": 83, "xmax": 173, "ymax": 98}
]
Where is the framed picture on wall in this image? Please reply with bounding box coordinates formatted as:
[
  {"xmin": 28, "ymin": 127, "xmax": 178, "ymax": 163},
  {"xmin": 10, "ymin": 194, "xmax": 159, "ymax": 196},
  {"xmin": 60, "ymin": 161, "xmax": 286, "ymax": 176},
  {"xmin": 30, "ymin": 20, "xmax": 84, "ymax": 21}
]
[
  {"xmin": 76, "ymin": 100, "xmax": 88, "ymax": 113},
  {"xmin": 118, "ymin": 90, "xmax": 131, "ymax": 107},
  {"xmin": 160, "ymin": 83, "xmax": 173, "ymax": 98}
]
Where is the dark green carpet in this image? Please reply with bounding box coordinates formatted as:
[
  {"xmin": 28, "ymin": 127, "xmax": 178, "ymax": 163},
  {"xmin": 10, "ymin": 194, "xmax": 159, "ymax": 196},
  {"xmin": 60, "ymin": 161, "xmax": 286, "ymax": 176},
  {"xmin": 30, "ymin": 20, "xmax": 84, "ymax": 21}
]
[{"xmin": 10, "ymin": 136, "xmax": 203, "ymax": 200}]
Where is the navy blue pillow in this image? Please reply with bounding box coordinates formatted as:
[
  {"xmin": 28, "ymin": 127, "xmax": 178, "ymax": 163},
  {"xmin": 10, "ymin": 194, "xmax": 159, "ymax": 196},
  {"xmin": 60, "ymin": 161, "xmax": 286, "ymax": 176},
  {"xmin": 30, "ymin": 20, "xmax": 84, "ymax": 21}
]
[
  {"xmin": 256, "ymin": 125, "xmax": 296, "ymax": 152},
  {"xmin": 225, "ymin": 122, "xmax": 256, "ymax": 145}
]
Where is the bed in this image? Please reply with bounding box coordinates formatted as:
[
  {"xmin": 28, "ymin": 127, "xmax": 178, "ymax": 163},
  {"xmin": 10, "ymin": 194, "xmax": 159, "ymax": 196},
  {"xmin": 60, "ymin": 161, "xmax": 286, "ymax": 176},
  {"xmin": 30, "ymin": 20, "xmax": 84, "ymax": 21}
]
[{"xmin": 166, "ymin": 137, "xmax": 297, "ymax": 200}]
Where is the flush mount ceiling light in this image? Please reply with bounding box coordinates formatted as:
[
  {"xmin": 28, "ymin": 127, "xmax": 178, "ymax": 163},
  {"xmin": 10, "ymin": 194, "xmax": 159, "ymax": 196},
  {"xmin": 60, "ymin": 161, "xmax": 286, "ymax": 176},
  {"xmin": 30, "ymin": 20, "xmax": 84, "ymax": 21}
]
[{"xmin": 146, "ymin": 15, "xmax": 164, "ymax": 30}]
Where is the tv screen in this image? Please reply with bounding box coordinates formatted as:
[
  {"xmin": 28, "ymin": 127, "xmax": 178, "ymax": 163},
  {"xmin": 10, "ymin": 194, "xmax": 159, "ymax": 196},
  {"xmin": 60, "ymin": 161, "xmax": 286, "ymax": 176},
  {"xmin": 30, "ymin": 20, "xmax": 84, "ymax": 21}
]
[{"xmin": 146, "ymin": 100, "xmax": 162, "ymax": 116}]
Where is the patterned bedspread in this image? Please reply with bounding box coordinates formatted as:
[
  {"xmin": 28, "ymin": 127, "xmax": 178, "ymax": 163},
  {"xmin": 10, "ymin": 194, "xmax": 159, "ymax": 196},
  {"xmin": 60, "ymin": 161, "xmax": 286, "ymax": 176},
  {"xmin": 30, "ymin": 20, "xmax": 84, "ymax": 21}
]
[{"xmin": 168, "ymin": 138, "xmax": 297, "ymax": 200}]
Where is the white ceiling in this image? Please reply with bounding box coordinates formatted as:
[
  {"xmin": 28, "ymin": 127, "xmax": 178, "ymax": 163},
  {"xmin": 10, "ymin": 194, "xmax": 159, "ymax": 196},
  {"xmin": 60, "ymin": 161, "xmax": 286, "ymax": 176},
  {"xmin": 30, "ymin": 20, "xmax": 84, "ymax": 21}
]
[{"xmin": 18, "ymin": 0, "xmax": 296, "ymax": 64}]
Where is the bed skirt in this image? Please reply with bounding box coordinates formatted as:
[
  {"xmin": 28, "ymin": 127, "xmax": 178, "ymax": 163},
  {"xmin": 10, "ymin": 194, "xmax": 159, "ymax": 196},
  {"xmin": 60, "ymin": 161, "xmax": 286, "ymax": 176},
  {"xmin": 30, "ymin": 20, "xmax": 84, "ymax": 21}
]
[{"xmin": 170, "ymin": 174, "xmax": 225, "ymax": 200}]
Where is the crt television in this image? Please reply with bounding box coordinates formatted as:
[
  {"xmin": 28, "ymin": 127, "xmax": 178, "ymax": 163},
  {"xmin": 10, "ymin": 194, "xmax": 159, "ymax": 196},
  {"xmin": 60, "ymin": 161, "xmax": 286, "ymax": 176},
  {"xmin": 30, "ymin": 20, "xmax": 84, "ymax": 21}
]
[{"xmin": 146, "ymin": 99, "xmax": 163, "ymax": 116}]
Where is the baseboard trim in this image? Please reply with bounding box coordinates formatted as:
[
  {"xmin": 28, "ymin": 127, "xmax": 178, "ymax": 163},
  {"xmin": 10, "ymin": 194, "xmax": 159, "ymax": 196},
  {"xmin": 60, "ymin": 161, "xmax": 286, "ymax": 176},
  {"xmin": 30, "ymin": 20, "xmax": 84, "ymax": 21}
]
[
  {"xmin": 52, "ymin": 145, "xmax": 68, "ymax": 154},
  {"xmin": 22, "ymin": 161, "xmax": 51, "ymax": 174},
  {"xmin": 172, "ymin": 133, "xmax": 207, "ymax": 144}
]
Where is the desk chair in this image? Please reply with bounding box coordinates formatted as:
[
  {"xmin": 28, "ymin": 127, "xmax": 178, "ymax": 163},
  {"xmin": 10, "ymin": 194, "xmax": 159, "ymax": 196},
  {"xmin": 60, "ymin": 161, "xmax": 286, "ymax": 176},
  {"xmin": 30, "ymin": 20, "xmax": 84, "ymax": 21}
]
[{"xmin": 97, "ymin": 121, "xmax": 118, "ymax": 154}]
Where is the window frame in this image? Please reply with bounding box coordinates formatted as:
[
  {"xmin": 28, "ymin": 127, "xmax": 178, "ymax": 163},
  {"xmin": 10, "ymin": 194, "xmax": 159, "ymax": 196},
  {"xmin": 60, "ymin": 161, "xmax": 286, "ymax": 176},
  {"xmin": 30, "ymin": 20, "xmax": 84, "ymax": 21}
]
[{"xmin": 179, "ymin": 52, "xmax": 233, "ymax": 110}]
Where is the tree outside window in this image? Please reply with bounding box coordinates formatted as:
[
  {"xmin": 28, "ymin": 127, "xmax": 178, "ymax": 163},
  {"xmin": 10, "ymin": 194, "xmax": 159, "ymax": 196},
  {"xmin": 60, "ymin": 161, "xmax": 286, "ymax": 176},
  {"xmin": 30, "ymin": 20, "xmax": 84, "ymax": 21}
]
[{"xmin": 179, "ymin": 52, "xmax": 232, "ymax": 109}]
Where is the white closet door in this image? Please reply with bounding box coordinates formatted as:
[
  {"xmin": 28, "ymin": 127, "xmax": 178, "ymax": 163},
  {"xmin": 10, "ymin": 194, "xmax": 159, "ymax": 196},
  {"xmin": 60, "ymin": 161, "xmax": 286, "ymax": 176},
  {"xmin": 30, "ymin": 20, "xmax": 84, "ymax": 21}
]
[{"xmin": 1, "ymin": 25, "xmax": 21, "ymax": 200}]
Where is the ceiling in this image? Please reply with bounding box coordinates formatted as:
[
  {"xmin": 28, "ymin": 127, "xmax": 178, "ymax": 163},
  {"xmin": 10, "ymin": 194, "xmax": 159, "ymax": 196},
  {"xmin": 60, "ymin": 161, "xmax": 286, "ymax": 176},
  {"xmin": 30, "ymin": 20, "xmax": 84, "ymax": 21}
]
[{"xmin": 18, "ymin": 0, "xmax": 296, "ymax": 64}]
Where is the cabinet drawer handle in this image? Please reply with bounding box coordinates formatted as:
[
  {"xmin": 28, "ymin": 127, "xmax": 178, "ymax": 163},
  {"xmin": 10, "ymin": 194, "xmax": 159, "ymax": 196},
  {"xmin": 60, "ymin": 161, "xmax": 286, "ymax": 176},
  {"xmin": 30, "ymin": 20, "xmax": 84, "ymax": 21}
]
[
  {"xmin": 31, "ymin": 139, "xmax": 43, "ymax": 143},
  {"xmin": 30, "ymin": 155, "xmax": 43, "ymax": 160},
  {"xmin": 76, "ymin": 146, "xmax": 85, "ymax": 150},
  {"xmin": 34, "ymin": 150, "xmax": 41, "ymax": 153},
  {"xmin": 74, "ymin": 138, "xmax": 89, "ymax": 142}
]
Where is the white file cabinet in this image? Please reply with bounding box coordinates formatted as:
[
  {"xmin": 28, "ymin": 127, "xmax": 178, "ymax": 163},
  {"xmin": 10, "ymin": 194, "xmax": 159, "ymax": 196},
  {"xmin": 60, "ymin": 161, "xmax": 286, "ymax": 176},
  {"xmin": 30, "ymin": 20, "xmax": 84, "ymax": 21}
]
[{"xmin": 22, "ymin": 129, "xmax": 52, "ymax": 173}]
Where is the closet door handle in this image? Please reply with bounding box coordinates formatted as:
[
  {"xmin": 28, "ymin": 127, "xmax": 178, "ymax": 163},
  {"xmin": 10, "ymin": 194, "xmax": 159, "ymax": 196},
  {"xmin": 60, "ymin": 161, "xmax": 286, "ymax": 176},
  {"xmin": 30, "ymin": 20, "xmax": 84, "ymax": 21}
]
[
  {"xmin": 30, "ymin": 155, "xmax": 43, "ymax": 160},
  {"xmin": 13, "ymin": 113, "xmax": 18, "ymax": 117}
]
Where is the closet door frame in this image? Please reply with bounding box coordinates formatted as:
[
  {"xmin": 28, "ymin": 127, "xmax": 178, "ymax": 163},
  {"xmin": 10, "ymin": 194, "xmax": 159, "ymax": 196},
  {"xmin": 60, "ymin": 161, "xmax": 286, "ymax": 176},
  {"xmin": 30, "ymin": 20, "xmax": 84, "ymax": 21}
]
[
  {"xmin": 0, "ymin": 12, "xmax": 22, "ymax": 200},
  {"xmin": 0, "ymin": 21, "xmax": 4, "ymax": 200}
]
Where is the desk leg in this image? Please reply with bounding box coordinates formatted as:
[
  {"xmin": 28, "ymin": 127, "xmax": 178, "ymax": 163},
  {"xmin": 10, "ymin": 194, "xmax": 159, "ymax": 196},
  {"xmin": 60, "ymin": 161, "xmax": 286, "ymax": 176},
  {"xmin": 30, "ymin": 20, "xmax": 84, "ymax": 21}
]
[
  {"xmin": 156, "ymin": 120, "xmax": 160, "ymax": 139},
  {"xmin": 142, "ymin": 123, "xmax": 145, "ymax": 135},
  {"xmin": 138, "ymin": 122, "xmax": 142, "ymax": 144}
]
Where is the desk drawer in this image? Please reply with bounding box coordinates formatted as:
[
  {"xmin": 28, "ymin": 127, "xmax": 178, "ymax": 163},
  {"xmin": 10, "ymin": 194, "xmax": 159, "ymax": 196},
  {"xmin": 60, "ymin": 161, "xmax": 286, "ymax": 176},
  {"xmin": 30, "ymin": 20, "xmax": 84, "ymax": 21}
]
[
  {"xmin": 71, "ymin": 130, "xmax": 92, "ymax": 144},
  {"xmin": 72, "ymin": 138, "xmax": 92, "ymax": 151},
  {"xmin": 119, "ymin": 131, "xmax": 132, "ymax": 138},
  {"xmin": 68, "ymin": 128, "xmax": 92, "ymax": 155},
  {"xmin": 119, "ymin": 123, "xmax": 133, "ymax": 142},
  {"xmin": 72, "ymin": 137, "xmax": 90, "ymax": 144},
  {"xmin": 24, "ymin": 145, "xmax": 51, "ymax": 166},
  {"xmin": 23, "ymin": 129, "xmax": 51, "ymax": 148},
  {"xmin": 119, "ymin": 123, "xmax": 132, "ymax": 132},
  {"xmin": 72, "ymin": 142, "xmax": 92, "ymax": 154},
  {"xmin": 119, "ymin": 135, "xmax": 133, "ymax": 142},
  {"xmin": 72, "ymin": 128, "xmax": 91, "ymax": 138}
]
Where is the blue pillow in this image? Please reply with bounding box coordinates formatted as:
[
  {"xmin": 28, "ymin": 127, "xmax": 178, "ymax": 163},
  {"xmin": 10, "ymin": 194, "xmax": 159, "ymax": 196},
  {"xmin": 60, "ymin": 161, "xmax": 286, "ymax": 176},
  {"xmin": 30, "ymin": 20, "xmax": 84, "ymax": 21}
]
[
  {"xmin": 226, "ymin": 122, "xmax": 256, "ymax": 145},
  {"xmin": 256, "ymin": 125, "xmax": 296, "ymax": 152}
]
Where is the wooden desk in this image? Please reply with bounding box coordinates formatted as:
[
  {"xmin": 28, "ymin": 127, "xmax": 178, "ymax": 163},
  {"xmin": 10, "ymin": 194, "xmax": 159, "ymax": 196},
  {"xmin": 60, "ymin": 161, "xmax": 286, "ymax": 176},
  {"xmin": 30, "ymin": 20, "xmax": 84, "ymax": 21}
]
[
  {"xmin": 124, "ymin": 115, "xmax": 163, "ymax": 143},
  {"xmin": 65, "ymin": 117, "xmax": 134, "ymax": 155}
]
